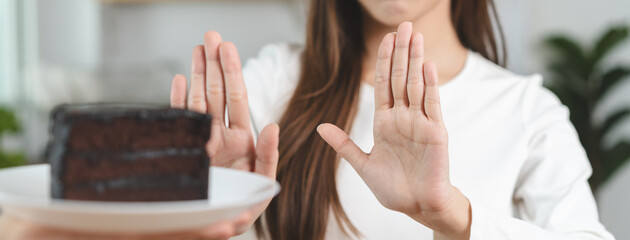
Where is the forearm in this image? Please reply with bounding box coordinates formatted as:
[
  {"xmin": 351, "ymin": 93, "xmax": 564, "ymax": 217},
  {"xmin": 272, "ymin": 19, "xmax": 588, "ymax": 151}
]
[{"xmin": 0, "ymin": 214, "xmax": 30, "ymax": 240}]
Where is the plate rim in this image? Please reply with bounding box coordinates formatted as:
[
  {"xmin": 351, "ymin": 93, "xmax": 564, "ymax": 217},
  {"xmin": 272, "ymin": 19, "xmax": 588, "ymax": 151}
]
[{"xmin": 0, "ymin": 164, "xmax": 280, "ymax": 214}]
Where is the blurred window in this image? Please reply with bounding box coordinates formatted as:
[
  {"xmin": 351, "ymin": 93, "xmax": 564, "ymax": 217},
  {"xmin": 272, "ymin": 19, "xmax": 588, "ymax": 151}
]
[{"xmin": 0, "ymin": 0, "xmax": 18, "ymax": 104}]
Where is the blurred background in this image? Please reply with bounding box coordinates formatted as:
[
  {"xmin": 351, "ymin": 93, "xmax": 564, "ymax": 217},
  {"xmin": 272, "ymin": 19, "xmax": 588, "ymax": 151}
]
[{"xmin": 0, "ymin": 0, "xmax": 629, "ymax": 238}]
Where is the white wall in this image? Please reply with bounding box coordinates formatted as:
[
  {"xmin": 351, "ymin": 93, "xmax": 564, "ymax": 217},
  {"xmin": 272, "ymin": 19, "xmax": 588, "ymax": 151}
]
[
  {"xmin": 98, "ymin": 1, "xmax": 305, "ymax": 103},
  {"xmin": 0, "ymin": 0, "xmax": 18, "ymax": 104},
  {"xmin": 36, "ymin": 0, "xmax": 306, "ymax": 104},
  {"xmin": 100, "ymin": 1, "xmax": 305, "ymax": 71},
  {"xmin": 38, "ymin": 0, "xmax": 101, "ymax": 72}
]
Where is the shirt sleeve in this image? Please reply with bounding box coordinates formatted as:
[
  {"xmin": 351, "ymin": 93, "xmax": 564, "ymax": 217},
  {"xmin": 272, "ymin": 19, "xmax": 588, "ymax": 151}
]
[{"xmin": 468, "ymin": 75, "xmax": 615, "ymax": 240}]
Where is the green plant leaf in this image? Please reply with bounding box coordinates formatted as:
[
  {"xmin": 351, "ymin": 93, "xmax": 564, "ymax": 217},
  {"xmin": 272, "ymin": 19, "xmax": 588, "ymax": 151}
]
[
  {"xmin": 602, "ymin": 140, "xmax": 630, "ymax": 183},
  {"xmin": 545, "ymin": 36, "xmax": 589, "ymax": 78},
  {"xmin": 0, "ymin": 107, "xmax": 21, "ymax": 135},
  {"xmin": 597, "ymin": 66, "xmax": 630, "ymax": 98},
  {"xmin": 600, "ymin": 108, "xmax": 630, "ymax": 137},
  {"xmin": 0, "ymin": 152, "xmax": 25, "ymax": 169},
  {"xmin": 545, "ymin": 79, "xmax": 586, "ymax": 112},
  {"xmin": 548, "ymin": 63, "xmax": 588, "ymax": 96},
  {"xmin": 590, "ymin": 25, "xmax": 629, "ymax": 67}
]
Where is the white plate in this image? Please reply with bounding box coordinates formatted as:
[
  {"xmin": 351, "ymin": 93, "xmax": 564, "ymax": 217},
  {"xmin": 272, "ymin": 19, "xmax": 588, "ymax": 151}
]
[{"xmin": 0, "ymin": 164, "xmax": 280, "ymax": 234}]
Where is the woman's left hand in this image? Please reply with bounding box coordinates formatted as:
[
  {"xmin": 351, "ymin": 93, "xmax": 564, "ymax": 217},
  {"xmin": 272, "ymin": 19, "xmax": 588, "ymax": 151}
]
[{"xmin": 317, "ymin": 22, "xmax": 471, "ymax": 239}]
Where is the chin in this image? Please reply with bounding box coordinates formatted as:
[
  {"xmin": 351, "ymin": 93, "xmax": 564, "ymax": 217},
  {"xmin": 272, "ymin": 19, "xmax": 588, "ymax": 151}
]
[
  {"xmin": 358, "ymin": 0, "xmax": 443, "ymax": 27},
  {"xmin": 370, "ymin": 14, "xmax": 417, "ymax": 27}
]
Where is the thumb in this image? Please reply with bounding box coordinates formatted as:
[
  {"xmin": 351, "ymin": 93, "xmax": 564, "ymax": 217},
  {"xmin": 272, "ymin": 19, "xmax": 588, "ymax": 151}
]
[
  {"xmin": 254, "ymin": 123, "xmax": 280, "ymax": 179},
  {"xmin": 317, "ymin": 123, "xmax": 368, "ymax": 172}
]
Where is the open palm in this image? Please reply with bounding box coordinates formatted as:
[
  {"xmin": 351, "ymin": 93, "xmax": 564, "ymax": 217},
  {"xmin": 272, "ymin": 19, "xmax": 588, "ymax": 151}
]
[
  {"xmin": 318, "ymin": 22, "xmax": 456, "ymax": 220},
  {"xmin": 170, "ymin": 32, "xmax": 277, "ymax": 172}
]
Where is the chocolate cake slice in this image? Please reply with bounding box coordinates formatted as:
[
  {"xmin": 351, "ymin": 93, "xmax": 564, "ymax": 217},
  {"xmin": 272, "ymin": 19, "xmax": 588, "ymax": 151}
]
[{"xmin": 46, "ymin": 103, "xmax": 211, "ymax": 202}]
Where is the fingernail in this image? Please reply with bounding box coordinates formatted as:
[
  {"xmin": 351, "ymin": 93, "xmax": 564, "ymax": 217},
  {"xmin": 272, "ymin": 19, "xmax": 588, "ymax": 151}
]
[{"xmin": 316, "ymin": 124, "xmax": 324, "ymax": 133}]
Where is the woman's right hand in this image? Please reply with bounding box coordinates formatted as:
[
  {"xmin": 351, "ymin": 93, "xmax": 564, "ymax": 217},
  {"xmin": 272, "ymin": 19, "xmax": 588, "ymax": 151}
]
[
  {"xmin": 170, "ymin": 31, "xmax": 280, "ymax": 237},
  {"xmin": 171, "ymin": 31, "xmax": 279, "ymax": 174}
]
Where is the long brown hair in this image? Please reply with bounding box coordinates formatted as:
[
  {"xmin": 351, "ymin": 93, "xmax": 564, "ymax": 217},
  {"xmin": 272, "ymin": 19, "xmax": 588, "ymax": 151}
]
[{"xmin": 255, "ymin": 1, "xmax": 506, "ymax": 239}]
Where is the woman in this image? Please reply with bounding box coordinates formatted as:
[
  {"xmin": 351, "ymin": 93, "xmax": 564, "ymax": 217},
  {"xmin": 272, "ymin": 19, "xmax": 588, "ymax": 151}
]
[{"xmin": 0, "ymin": 0, "xmax": 615, "ymax": 239}]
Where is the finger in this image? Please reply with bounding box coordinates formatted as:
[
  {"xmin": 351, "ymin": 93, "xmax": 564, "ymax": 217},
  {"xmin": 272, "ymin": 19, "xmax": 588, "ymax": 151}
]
[
  {"xmin": 188, "ymin": 45, "xmax": 208, "ymax": 114},
  {"xmin": 145, "ymin": 221, "xmax": 238, "ymax": 240},
  {"xmin": 407, "ymin": 32, "xmax": 425, "ymax": 111},
  {"xmin": 232, "ymin": 211, "xmax": 253, "ymax": 235},
  {"xmin": 255, "ymin": 123, "xmax": 280, "ymax": 179},
  {"xmin": 170, "ymin": 74, "xmax": 187, "ymax": 109},
  {"xmin": 374, "ymin": 32, "xmax": 395, "ymax": 111},
  {"xmin": 204, "ymin": 31, "xmax": 226, "ymax": 124},
  {"xmin": 390, "ymin": 22, "xmax": 413, "ymax": 106},
  {"xmin": 317, "ymin": 123, "xmax": 369, "ymax": 173},
  {"xmin": 195, "ymin": 212, "xmax": 251, "ymax": 240},
  {"xmin": 197, "ymin": 221, "xmax": 235, "ymax": 240},
  {"xmin": 5, "ymin": 217, "xmax": 114, "ymax": 240},
  {"xmin": 423, "ymin": 62, "xmax": 443, "ymax": 121},
  {"xmin": 219, "ymin": 42, "xmax": 251, "ymax": 129}
]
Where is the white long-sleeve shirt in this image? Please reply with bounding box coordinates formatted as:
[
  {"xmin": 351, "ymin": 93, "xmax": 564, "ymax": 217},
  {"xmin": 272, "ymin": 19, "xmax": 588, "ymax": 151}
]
[{"xmin": 238, "ymin": 43, "xmax": 615, "ymax": 240}]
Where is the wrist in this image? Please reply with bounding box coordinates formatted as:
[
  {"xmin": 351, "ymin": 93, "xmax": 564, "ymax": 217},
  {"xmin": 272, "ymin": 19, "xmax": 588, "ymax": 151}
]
[{"xmin": 408, "ymin": 186, "xmax": 471, "ymax": 240}]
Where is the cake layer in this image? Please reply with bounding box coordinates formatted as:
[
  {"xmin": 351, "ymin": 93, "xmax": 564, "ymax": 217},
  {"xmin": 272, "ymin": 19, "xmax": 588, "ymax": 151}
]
[
  {"xmin": 67, "ymin": 117, "xmax": 209, "ymax": 151},
  {"xmin": 57, "ymin": 174, "xmax": 208, "ymax": 201},
  {"xmin": 61, "ymin": 149, "xmax": 208, "ymax": 183},
  {"xmin": 48, "ymin": 104, "xmax": 211, "ymax": 152},
  {"xmin": 64, "ymin": 187, "xmax": 207, "ymax": 201}
]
